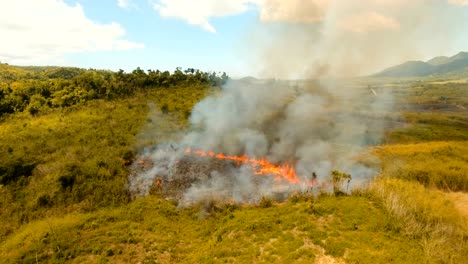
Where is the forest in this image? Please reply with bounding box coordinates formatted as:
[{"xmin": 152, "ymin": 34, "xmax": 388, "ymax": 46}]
[{"xmin": 0, "ymin": 63, "xmax": 228, "ymax": 117}]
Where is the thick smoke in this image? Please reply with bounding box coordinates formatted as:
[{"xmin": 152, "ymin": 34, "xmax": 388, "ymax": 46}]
[
  {"xmin": 128, "ymin": 78, "xmax": 393, "ymax": 205},
  {"xmin": 246, "ymin": 0, "xmax": 467, "ymax": 78},
  {"xmin": 127, "ymin": 1, "xmax": 424, "ymax": 205},
  {"xmin": 180, "ymin": 79, "xmax": 391, "ymax": 204}
]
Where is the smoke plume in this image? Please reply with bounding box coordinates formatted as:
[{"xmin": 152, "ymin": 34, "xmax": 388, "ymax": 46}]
[
  {"xmin": 128, "ymin": 76, "xmax": 393, "ymax": 206},
  {"xmin": 127, "ymin": 0, "xmax": 467, "ymax": 205}
]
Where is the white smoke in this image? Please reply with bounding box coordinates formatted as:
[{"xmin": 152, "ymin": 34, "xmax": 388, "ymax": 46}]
[
  {"xmin": 128, "ymin": 78, "xmax": 393, "ymax": 206},
  {"xmin": 127, "ymin": 1, "xmax": 417, "ymax": 206}
]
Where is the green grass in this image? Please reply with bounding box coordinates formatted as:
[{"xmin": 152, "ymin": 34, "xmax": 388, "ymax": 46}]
[
  {"xmin": 1, "ymin": 77, "xmax": 467, "ymax": 263},
  {"xmin": 386, "ymin": 112, "xmax": 468, "ymax": 143},
  {"xmin": 1, "ymin": 194, "xmax": 435, "ymax": 264},
  {"xmin": 0, "ymin": 85, "xmax": 211, "ymax": 240}
]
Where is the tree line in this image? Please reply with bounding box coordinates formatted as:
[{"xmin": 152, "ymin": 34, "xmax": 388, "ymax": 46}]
[{"xmin": 0, "ymin": 64, "xmax": 228, "ymax": 117}]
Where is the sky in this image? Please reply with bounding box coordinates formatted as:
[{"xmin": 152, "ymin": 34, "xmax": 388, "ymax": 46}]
[{"xmin": 0, "ymin": 0, "xmax": 467, "ymax": 77}]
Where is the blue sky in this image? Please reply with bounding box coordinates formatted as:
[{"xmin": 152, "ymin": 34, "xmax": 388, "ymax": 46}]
[
  {"xmin": 1, "ymin": 0, "xmax": 467, "ymax": 77},
  {"xmin": 65, "ymin": 0, "xmax": 258, "ymax": 74}
]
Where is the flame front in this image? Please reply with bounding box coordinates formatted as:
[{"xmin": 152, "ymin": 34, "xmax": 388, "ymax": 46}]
[{"xmin": 185, "ymin": 148, "xmax": 307, "ymax": 185}]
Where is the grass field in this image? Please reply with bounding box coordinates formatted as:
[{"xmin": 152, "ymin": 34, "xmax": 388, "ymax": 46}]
[{"xmin": 0, "ymin": 77, "xmax": 467, "ymax": 263}]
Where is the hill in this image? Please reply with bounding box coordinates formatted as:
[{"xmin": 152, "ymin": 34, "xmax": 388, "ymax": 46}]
[
  {"xmin": 426, "ymin": 56, "xmax": 450, "ymax": 66},
  {"xmin": 0, "ymin": 65, "xmax": 467, "ymax": 263},
  {"xmin": 373, "ymin": 51, "xmax": 468, "ymax": 77}
]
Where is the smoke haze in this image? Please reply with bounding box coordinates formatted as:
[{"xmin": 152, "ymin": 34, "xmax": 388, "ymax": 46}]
[{"xmin": 129, "ymin": 0, "xmax": 466, "ymax": 205}]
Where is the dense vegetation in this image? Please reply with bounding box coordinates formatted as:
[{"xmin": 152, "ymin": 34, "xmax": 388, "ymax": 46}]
[
  {"xmin": 0, "ymin": 63, "xmax": 227, "ymax": 117},
  {"xmin": 0, "ymin": 66, "xmax": 467, "ymax": 263},
  {"xmin": 0, "ymin": 64, "xmax": 217, "ymax": 240}
]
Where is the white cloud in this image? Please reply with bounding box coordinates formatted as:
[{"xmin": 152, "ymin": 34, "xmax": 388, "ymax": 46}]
[
  {"xmin": 118, "ymin": 0, "xmax": 137, "ymax": 9},
  {"xmin": 151, "ymin": 0, "xmax": 254, "ymax": 33},
  {"xmin": 151, "ymin": 0, "xmax": 332, "ymax": 33},
  {"xmin": 118, "ymin": 0, "xmax": 131, "ymax": 9},
  {"xmin": 0, "ymin": 0, "xmax": 143, "ymax": 65},
  {"xmin": 448, "ymin": 0, "xmax": 468, "ymax": 5}
]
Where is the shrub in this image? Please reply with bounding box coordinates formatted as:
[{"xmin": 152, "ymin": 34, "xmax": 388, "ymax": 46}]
[
  {"xmin": 0, "ymin": 160, "xmax": 36, "ymax": 185},
  {"xmin": 331, "ymin": 170, "xmax": 352, "ymax": 195},
  {"xmin": 37, "ymin": 195, "xmax": 51, "ymax": 207},
  {"xmin": 160, "ymin": 104, "xmax": 169, "ymax": 114},
  {"xmin": 27, "ymin": 94, "xmax": 47, "ymax": 115},
  {"xmin": 58, "ymin": 175, "xmax": 76, "ymax": 190},
  {"xmin": 259, "ymin": 196, "xmax": 273, "ymax": 208}
]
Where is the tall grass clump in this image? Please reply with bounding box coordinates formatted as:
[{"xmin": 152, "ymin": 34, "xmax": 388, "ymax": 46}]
[{"xmin": 369, "ymin": 178, "xmax": 467, "ymax": 263}]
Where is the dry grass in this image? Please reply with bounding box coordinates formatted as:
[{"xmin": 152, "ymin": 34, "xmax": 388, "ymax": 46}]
[
  {"xmin": 373, "ymin": 141, "xmax": 468, "ymax": 191},
  {"xmin": 368, "ymin": 178, "xmax": 468, "ymax": 263}
]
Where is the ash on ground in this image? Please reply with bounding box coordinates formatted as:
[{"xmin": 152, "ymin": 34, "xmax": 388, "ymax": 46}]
[{"xmin": 127, "ymin": 144, "xmax": 316, "ymax": 205}]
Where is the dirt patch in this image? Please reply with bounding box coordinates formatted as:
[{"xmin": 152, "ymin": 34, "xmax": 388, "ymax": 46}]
[
  {"xmin": 315, "ymin": 255, "xmax": 346, "ymax": 264},
  {"xmin": 290, "ymin": 228, "xmax": 346, "ymax": 264}
]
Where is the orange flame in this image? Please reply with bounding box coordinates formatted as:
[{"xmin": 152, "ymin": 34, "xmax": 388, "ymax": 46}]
[{"xmin": 185, "ymin": 148, "xmax": 314, "ymax": 186}]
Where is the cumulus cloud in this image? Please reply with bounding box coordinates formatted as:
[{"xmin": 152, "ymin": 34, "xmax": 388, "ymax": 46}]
[
  {"xmin": 151, "ymin": 0, "xmax": 254, "ymax": 33},
  {"xmin": 0, "ymin": 0, "xmax": 143, "ymax": 65}
]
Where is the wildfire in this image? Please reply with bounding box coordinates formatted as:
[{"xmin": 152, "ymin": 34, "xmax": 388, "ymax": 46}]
[{"xmin": 185, "ymin": 148, "xmax": 316, "ymax": 186}]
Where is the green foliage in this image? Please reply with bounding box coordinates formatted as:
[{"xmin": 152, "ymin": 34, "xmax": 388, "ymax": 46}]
[
  {"xmin": 0, "ymin": 83, "xmax": 210, "ymax": 241},
  {"xmin": 0, "ymin": 69, "xmax": 466, "ymax": 263},
  {"xmin": 0, "ymin": 159, "xmax": 37, "ymax": 185},
  {"xmin": 0, "ymin": 65, "xmax": 228, "ymax": 118},
  {"xmin": 26, "ymin": 94, "xmax": 47, "ymax": 115}
]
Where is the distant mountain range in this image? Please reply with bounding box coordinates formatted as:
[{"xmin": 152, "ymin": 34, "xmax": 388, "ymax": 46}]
[{"xmin": 373, "ymin": 51, "xmax": 468, "ymax": 77}]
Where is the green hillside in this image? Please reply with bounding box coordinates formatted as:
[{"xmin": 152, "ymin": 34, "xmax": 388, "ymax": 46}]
[
  {"xmin": 0, "ymin": 67, "xmax": 467, "ymax": 263},
  {"xmin": 374, "ymin": 52, "xmax": 468, "ymax": 77}
]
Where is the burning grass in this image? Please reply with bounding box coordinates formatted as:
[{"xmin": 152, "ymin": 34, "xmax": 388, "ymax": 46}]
[
  {"xmin": 129, "ymin": 144, "xmax": 351, "ymax": 206},
  {"xmin": 185, "ymin": 148, "xmax": 304, "ymax": 185}
]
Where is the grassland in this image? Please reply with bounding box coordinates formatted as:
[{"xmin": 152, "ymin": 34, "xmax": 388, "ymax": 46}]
[{"xmin": 0, "ymin": 74, "xmax": 467, "ymax": 263}]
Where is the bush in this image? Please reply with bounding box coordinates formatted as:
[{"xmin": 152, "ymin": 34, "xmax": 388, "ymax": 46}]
[
  {"xmin": 160, "ymin": 104, "xmax": 169, "ymax": 114},
  {"xmin": 37, "ymin": 195, "xmax": 51, "ymax": 207},
  {"xmin": 0, "ymin": 160, "xmax": 36, "ymax": 185},
  {"xmin": 27, "ymin": 94, "xmax": 47, "ymax": 115},
  {"xmin": 259, "ymin": 197, "xmax": 273, "ymax": 208},
  {"xmin": 58, "ymin": 175, "xmax": 76, "ymax": 190},
  {"xmin": 331, "ymin": 170, "xmax": 352, "ymax": 195}
]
